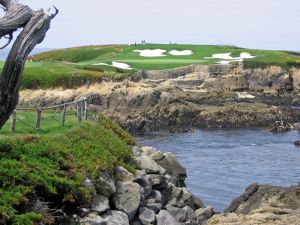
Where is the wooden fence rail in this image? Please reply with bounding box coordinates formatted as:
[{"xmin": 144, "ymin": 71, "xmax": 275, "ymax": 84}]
[{"xmin": 11, "ymin": 97, "xmax": 88, "ymax": 131}]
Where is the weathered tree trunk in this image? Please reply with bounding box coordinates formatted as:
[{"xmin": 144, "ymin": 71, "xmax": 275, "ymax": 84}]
[{"xmin": 0, "ymin": 0, "xmax": 57, "ymax": 128}]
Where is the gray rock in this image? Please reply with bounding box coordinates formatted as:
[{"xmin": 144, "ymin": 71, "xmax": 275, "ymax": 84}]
[
  {"xmin": 114, "ymin": 165, "xmax": 134, "ymax": 182},
  {"xmin": 169, "ymin": 187, "xmax": 195, "ymax": 209},
  {"xmin": 135, "ymin": 174, "xmax": 153, "ymax": 198},
  {"xmin": 113, "ymin": 181, "xmax": 141, "ymax": 221},
  {"xmin": 184, "ymin": 206, "xmax": 196, "ymax": 222},
  {"xmin": 134, "ymin": 155, "xmax": 166, "ymax": 175},
  {"xmin": 195, "ymin": 207, "xmax": 214, "ymax": 223},
  {"xmin": 145, "ymin": 199, "xmax": 162, "ymax": 213},
  {"xmin": 156, "ymin": 210, "xmax": 181, "ymax": 225},
  {"xmin": 156, "ymin": 152, "xmax": 187, "ymax": 187},
  {"xmin": 141, "ymin": 146, "xmax": 157, "ymax": 156},
  {"xmin": 80, "ymin": 211, "xmax": 129, "ymax": 225},
  {"xmin": 192, "ymin": 195, "xmax": 205, "ymax": 209},
  {"xmin": 150, "ymin": 175, "xmax": 168, "ymax": 190},
  {"xmin": 150, "ymin": 151, "xmax": 164, "ymax": 162},
  {"xmin": 91, "ymin": 195, "xmax": 109, "ymax": 214},
  {"xmin": 166, "ymin": 205, "xmax": 187, "ymax": 222},
  {"xmin": 139, "ymin": 207, "xmax": 156, "ymax": 225},
  {"xmin": 148, "ymin": 190, "xmax": 162, "ymax": 203},
  {"xmin": 95, "ymin": 171, "xmax": 116, "ymax": 198}
]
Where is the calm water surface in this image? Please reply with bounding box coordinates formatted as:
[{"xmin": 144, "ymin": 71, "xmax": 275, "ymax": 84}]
[{"xmin": 135, "ymin": 128, "xmax": 300, "ymax": 212}]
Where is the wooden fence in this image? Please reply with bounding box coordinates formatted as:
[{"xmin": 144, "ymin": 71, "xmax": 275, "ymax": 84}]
[{"xmin": 11, "ymin": 97, "xmax": 88, "ymax": 131}]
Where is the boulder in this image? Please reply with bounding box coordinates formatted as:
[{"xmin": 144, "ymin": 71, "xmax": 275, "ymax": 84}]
[
  {"xmin": 91, "ymin": 195, "xmax": 109, "ymax": 214},
  {"xmin": 145, "ymin": 200, "xmax": 162, "ymax": 213},
  {"xmin": 80, "ymin": 211, "xmax": 129, "ymax": 225},
  {"xmin": 195, "ymin": 207, "xmax": 214, "ymax": 223},
  {"xmin": 166, "ymin": 205, "xmax": 196, "ymax": 223},
  {"xmin": 95, "ymin": 171, "xmax": 116, "ymax": 198},
  {"xmin": 135, "ymin": 173, "xmax": 153, "ymax": 198},
  {"xmin": 141, "ymin": 146, "xmax": 157, "ymax": 156},
  {"xmin": 192, "ymin": 195, "xmax": 205, "ymax": 209},
  {"xmin": 168, "ymin": 187, "xmax": 195, "ymax": 209},
  {"xmin": 138, "ymin": 207, "xmax": 156, "ymax": 225},
  {"xmin": 147, "ymin": 190, "xmax": 162, "ymax": 203},
  {"xmin": 114, "ymin": 165, "xmax": 134, "ymax": 182},
  {"xmin": 132, "ymin": 146, "xmax": 142, "ymax": 157},
  {"xmin": 150, "ymin": 174, "xmax": 168, "ymax": 190},
  {"xmin": 134, "ymin": 155, "xmax": 166, "ymax": 174},
  {"xmin": 156, "ymin": 210, "xmax": 181, "ymax": 225},
  {"xmin": 156, "ymin": 152, "xmax": 187, "ymax": 186},
  {"xmin": 113, "ymin": 181, "xmax": 141, "ymax": 221}
]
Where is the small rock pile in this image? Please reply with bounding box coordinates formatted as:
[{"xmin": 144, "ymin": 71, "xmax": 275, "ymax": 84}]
[{"xmin": 79, "ymin": 146, "xmax": 214, "ymax": 225}]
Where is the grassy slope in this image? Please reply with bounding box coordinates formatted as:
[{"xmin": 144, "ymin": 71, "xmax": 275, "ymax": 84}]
[
  {"xmin": 35, "ymin": 44, "xmax": 300, "ymax": 70},
  {"xmin": 0, "ymin": 111, "xmax": 79, "ymax": 137},
  {"xmin": 1, "ymin": 44, "xmax": 299, "ymax": 89},
  {"xmin": 0, "ymin": 115, "xmax": 135, "ymax": 224}
]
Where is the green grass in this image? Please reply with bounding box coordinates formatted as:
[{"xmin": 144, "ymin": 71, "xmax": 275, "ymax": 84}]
[
  {"xmin": 34, "ymin": 44, "xmax": 300, "ymax": 70},
  {"xmin": 0, "ymin": 111, "xmax": 79, "ymax": 137},
  {"xmin": 0, "ymin": 116, "xmax": 135, "ymax": 224},
  {"xmin": 1, "ymin": 44, "xmax": 300, "ymax": 89}
]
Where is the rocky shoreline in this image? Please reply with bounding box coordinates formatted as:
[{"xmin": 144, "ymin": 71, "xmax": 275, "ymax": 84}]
[
  {"xmin": 75, "ymin": 146, "xmax": 300, "ymax": 225},
  {"xmin": 18, "ymin": 64, "xmax": 300, "ymax": 132}
]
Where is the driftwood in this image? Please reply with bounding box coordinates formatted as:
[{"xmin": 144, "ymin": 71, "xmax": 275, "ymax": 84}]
[{"xmin": 0, "ymin": 0, "xmax": 58, "ymax": 128}]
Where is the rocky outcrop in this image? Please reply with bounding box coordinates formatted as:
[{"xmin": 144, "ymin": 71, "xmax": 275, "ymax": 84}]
[
  {"xmin": 18, "ymin": 65, "xmax": 300, "ymax": 132},
  {"xmin": 79, "ymin": 147, "xmax": 213, "ymax": 225},
  {"xmin": 207, "ymin": 183, "xmax": 300, "ymax": 225}
]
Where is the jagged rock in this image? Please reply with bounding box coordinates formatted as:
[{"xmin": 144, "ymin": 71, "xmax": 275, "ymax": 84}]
[
  {"xmin": 113, "ymin": 181, "xmax": 141, "ymax": 221},
  {"xmin": 168, "ymin": 186, "xmax": 195, "ymax": 209},
  {"xmin": 156, "ymin": 152, "xmax": 187, "ymax": 186},
  {"xmin": 91, "ymin": 195, "xmax": 109, "ymax": 214},
  {"xmin": 134, "ymin": 155, "xmax": 166, "ymax": 174},
  {"xmin": 145, "ymin": 200, "xmax": 162, "ymax": 213},
  {"xmin": 80, "ymin": 211, "xmax": 129, "ymax": 225},
  {"xmin": 150, "ymin": 174, "xmax": 168, "ymax": 190},
  {"xmin": 195, "ymin": 207, "xmax": 214, "ymax": 223},
  {"xmin": 147, "ymin": 190, "xmax": 162, "ymax": 203},
  {"xmin": 156, "ymin": 210, "xmax": 181, "ymax": 225},
  {"xmin": 135, "ymin": 173, "xmax": 153, "ymax": 198},
  {"xmin": 192, "ymin": 195, "xmax": 205, "ymax": 209},
  {"xmin": 95, "ymin": 171, "xmax": 116, "ymax": 198},
  {"xmin": 268, "ymin": 120, "xmax": 294, "ymax": 132},
  {"xmin": 114, "ymin": 166, "xmax": 134, "ymax": 182},
  {"xmin": 166, "ymin": 205, "xmax": 196, "ymax": 223},
  {"xmin": 138, "ymin": 207, "xmax": 156, "ymax": 225},
  {"xmin": 166, "ymin": 205, "xmax": 187, "ymax": 222}
]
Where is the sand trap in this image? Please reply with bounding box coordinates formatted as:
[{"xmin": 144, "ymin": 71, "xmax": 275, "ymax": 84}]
[
  {"xmin": 205, "ymin": 52, "xmax": 256, "ymax": 64},
  {"xmin": 169, "ymin": 50, "xmax": 193, "ymax": 56},
  {"xmin": 93, "ymin": 62, "xmax": 132, "ymax": 70},
  {"xmin": 237, "ymin": 92, "xmax": 255, "ymax": 99},
  {"xmin": 134, "ymin": 49, "xmax": 167, "ymax": 57}
]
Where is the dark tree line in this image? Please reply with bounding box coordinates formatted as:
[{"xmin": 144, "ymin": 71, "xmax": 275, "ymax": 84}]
[{"xmin": 0, "ymin": 0, "xmax": 57, "ymax": 128}]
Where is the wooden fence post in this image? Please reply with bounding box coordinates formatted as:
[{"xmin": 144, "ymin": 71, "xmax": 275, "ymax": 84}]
[
  {"xmin": 11, "ymin": 110, "xmax": 17, "ymax": 132},
  {"xmin": 62, "ymin": 105, "xmax": 67, "ymax": 126},
  {"xmin": 84, "ymin": 100, "xmax": 88, "ymax": 120},
  {"xmin": 36, "ymin": 108, "xmax": 41, "ymax": 129},
  {"xmin": 77, "ymin": 102, "xmax": 82, "ymax": 122}
]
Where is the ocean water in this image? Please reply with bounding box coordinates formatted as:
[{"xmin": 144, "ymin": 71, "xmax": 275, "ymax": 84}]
[
  {"xmin": 0, "ymin": 48, "xmax": 53, "ymax": 61},
  {"xmin": 136, "ymin": 128, "xmax": 300, "ymax": 212}
]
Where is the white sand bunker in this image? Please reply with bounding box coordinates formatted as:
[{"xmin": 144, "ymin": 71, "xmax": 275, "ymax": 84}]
[
  {"xmin": 205, "ymin": 52, "xmax": 256, "ymax": 64},
  {"xmin": 134, "ymin": 49, "xmax": 167, "ymax": 57},
  {"xmin": 169, "ymin": 50, "xmax": 193, "ymax": 56},
  {"xmin": 93, "ymin": 62, "xmax": 131, "ymax": 70}
]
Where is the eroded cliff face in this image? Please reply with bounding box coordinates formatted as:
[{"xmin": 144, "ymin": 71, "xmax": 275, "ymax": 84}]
[
  {"xmin": 207, "ymin": 183, "xmax": 300, "ymax": 225},
  {"xmin": 18, "ymin": 64, "xmax": 300, "ymax": 132}
]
